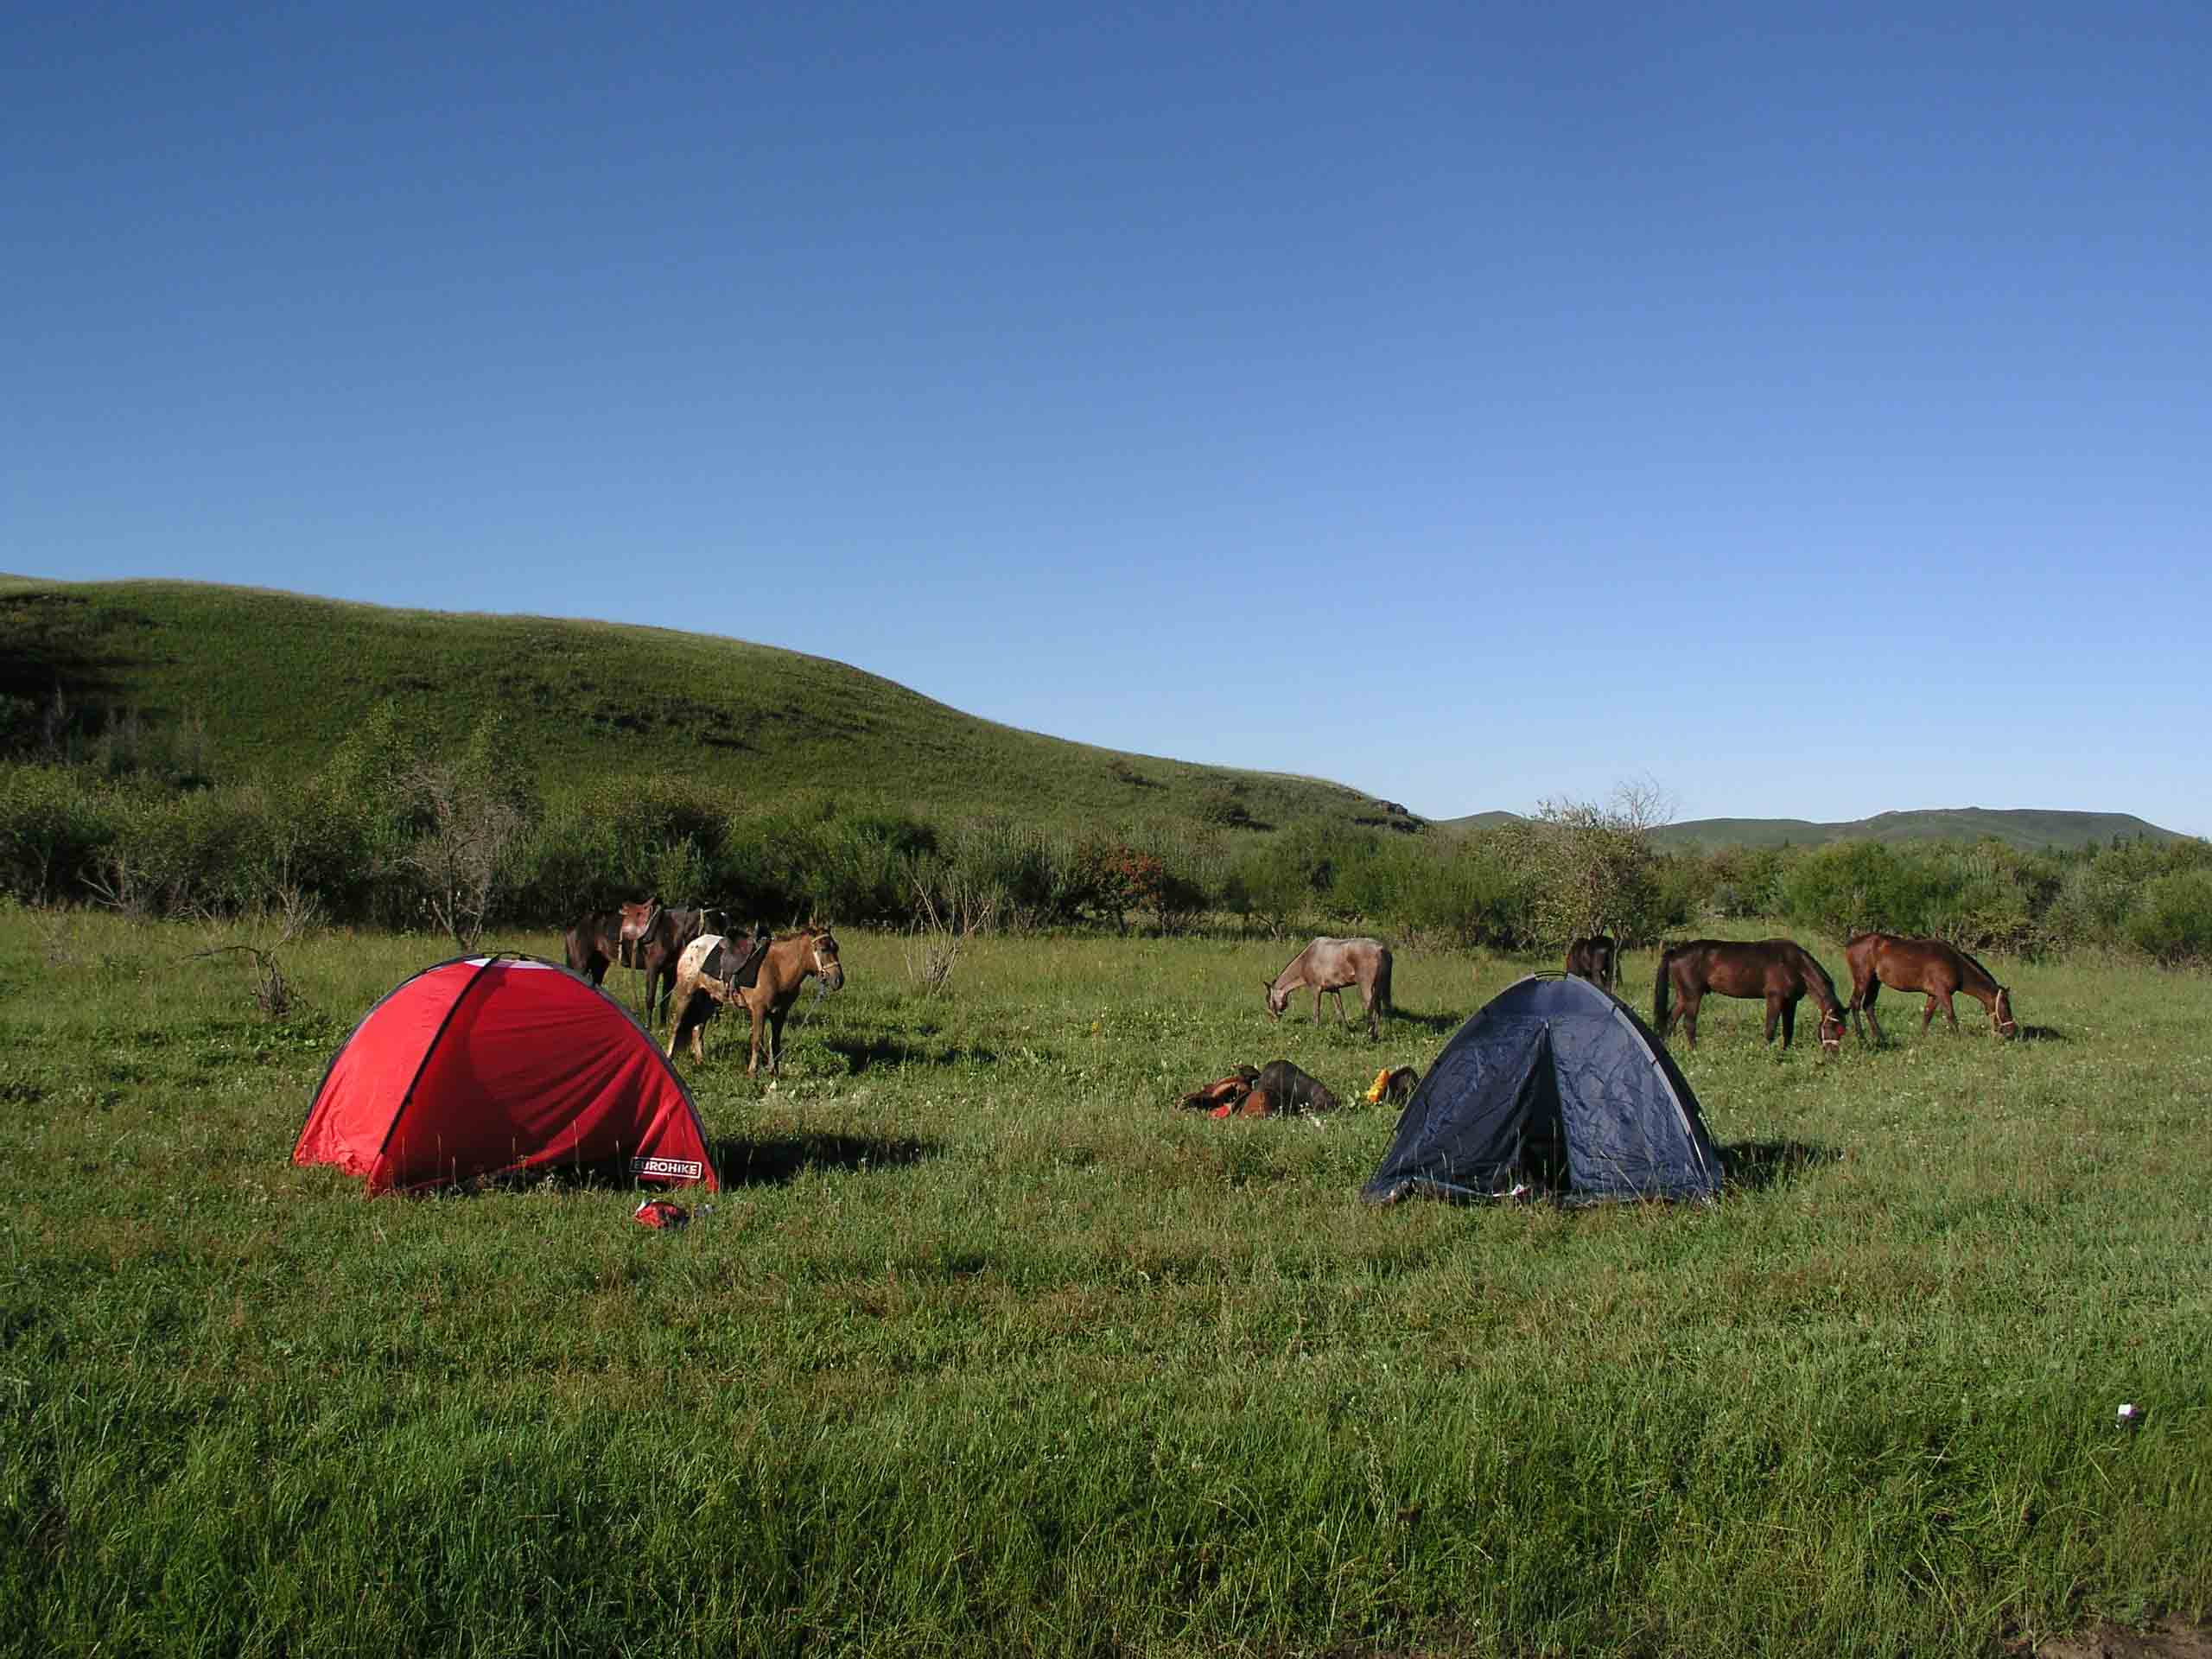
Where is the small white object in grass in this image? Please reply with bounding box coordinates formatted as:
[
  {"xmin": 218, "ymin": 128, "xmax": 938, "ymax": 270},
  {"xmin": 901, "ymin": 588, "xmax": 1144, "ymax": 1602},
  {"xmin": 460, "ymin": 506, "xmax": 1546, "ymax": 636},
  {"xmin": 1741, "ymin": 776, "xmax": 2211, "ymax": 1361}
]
[{"xmin": 2117, "ymin": 1402, "xmax": 2145, "ymax": 1428}]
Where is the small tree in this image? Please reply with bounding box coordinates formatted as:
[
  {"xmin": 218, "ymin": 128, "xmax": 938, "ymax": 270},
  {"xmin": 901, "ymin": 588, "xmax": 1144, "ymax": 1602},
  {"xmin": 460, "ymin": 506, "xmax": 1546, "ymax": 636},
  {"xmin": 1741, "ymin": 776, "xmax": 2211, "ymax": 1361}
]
[
  {"xmin": 1526, "ymin": 778, "xmax": 1675, "ymax": 946},
  {"xmin": 401, "ymin": 712, "xmax": 539, "ymax": 948},
  {"xmin": 1073, "ymin": 840, "xmax": 1164, "ymax": 935}
]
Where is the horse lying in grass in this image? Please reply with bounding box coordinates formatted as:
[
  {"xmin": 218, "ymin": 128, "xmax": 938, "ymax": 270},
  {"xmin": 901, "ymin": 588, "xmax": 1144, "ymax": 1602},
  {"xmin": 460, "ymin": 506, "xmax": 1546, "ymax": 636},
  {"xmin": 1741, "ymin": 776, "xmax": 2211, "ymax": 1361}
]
[
  {"xmin": 1653, "ymin": 938, "xmax": 1847, "ymax": 1052},
  {"xmin": 1845, "ymin": 931, "xmax": 2017, "ymax": 1042},
  {"xmin": 1263, "ymin": 937, "xmax": 1393, "ymax": 1040}
]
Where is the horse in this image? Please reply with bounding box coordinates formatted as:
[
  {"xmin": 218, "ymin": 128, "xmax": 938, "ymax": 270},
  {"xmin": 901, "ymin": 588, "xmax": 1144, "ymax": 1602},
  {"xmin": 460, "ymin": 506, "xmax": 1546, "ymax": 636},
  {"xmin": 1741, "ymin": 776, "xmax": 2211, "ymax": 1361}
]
[
  {"xmin": 664, "ymin": 928, "xmax": 772, "ymax": 1065},
  {"xmin": 1264, "ymin": 937, "xmax": 1393, "ymax": 1040},
  {"xmin": 1845, "ymin": 932, "xmax": 2018, "ymax": 1042},
  {"xmin": 1565, "ymin": 933, "xmax": 1619, "ymax": 992},
  {"xmin": 1653, "ymin": 938, "xmax": 1847, "ymax": 1052},
  {"xmin": 733, "ymin": 925, "xmax": 845, "ymax": 1076},
  {"xmin": 563, "ymin": 903, "xmax": 721, "ymax": 1024}
]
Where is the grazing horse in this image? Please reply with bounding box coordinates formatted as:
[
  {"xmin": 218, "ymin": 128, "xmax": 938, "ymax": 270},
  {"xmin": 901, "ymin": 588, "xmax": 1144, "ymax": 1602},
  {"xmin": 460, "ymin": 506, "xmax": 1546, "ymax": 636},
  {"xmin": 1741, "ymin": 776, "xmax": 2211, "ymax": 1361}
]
[
  {"xmin": 1653, "ymin": 938, "xmax": 1847, "ymax": 1052},
  {"xmin": 1264, "ymin": 937, "xmax": 1393, "ymax": 1039},
  {"xmin": 563, "ymin": 903, "xmax": 721, "ymax": 1024},
  {"xmin": 1565, "ymin": 933, "xmax": 1619, "ymax": 992},
  {"xmin": 1845, "ymin": 932, "xmax": 2018, "ymax": 1042},
  {"xmin": 734, "ymin": 925, "xmax": 845, "ymax": 1076}
]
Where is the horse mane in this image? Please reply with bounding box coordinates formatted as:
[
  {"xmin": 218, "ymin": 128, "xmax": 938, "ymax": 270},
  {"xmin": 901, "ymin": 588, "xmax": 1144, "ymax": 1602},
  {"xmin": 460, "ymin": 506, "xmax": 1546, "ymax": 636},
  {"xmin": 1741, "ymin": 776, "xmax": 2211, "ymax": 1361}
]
[
  {"xmin": 1789, "ymin": 941, "xmax": 1845, "ymax": 1010},
  {"xmin": 1949, "ymin": 944, "xmax": 2002, "ymax": 994}
]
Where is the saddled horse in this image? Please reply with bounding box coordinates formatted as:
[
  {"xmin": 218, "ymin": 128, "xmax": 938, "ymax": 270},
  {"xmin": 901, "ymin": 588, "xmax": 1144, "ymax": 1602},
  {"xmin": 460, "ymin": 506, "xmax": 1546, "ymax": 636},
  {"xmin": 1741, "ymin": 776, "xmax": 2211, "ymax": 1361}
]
[
  {"xmin": 1565, "ymin": 933, "xmax": 1619, "ymax": 992},
  {"xmin": 664, "ymin": 928, "xmax": 772, "ymax": 1064},
  {"xmin": 562, "ymin": 901, "xmax": 721, "ymax": 1024},
  {"xmin": 733, "ymin": 925, "xmax": 845, "ymax": 1076},
  {"xmin": 1264, "ymin": 936, "xmax": 1393, "ymax": 1040},
  {"xmin": 1845, "ymin": 931, "xmax": 2017, "ymax": 1042},
  {"xmin": 1653, "ymin": 938, "xmax": 1847, "ymax": 1052}
]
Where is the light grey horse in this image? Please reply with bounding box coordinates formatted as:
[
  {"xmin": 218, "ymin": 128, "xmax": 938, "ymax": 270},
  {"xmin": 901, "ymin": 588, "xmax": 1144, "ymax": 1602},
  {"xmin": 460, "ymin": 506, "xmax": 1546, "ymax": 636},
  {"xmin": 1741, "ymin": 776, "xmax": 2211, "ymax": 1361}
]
[{"xmin": 1263, "ymin": 936, "xmax": 1393, "ymax": 1039}]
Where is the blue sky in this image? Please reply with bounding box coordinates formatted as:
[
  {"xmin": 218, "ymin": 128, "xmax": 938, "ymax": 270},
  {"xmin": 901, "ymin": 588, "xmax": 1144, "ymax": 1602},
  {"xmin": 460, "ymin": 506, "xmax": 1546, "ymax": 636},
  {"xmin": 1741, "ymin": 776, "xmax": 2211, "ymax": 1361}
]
[{"xmin": 8, "ymin": 2, "xmax": 2209, "ymax": 832}]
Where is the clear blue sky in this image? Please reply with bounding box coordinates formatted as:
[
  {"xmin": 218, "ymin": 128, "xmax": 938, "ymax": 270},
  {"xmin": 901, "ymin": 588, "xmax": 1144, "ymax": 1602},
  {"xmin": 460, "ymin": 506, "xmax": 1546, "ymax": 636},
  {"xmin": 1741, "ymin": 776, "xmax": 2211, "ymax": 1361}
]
[{"xmin": 8, "ymin": 2, "xmax": 2209, "ymax": 833}]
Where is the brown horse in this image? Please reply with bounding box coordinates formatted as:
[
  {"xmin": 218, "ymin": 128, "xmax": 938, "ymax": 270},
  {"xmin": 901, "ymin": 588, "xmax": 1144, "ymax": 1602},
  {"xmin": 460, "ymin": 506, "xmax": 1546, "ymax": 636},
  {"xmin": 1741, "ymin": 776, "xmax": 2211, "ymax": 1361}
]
[
  {"xmin": 1845, "ymin": 932, "xmax": 2017, "ymax": 1042},
  {"xmin": 734, "ymin": 925, "xmax": 845, "ymax": 1076},
  {"xmin": 664, "ymin": 928, "xmax": 773, "ymax": 1064},
  {"xmin": 1565, "ymin": 933, "xmax": 1619, "ymax": 992},
  {"xmin": 1264, "ymin": 937, "xmax": 1393, "ymax": 1039},
  {"xmin": 563, "ymin": 903, "xmax": 721, "ymax": 1024},
  {"xmin": 1653, "ymin": 938, "xmax": 1847, "ymax": 1052}
]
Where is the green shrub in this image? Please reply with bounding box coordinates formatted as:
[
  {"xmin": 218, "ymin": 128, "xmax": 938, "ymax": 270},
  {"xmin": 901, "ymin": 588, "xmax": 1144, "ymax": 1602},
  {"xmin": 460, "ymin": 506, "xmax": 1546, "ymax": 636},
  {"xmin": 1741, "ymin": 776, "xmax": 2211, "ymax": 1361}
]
[
  {"xmin": 2124, "ymin": 869, "xmax": 2212, "ymax": 964},
  {"xmin": 0, "ymin": 765, "xmax": 118, "ymax": 903}
]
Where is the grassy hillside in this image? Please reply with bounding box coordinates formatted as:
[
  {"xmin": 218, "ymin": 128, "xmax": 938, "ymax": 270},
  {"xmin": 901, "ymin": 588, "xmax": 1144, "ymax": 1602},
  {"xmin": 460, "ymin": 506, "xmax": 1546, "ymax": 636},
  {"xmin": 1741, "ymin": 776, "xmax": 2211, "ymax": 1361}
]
[
  {"xmin": 1651, "ymin": 808, "xmax": 2183, "ymax": 853},
  {"xmin": 0, "ymin": 575, "xmax": 1413, "ymax": 830},
  {"xmin": 7, "ymin": 575, "xmax": 2183, "ymax": 851}
]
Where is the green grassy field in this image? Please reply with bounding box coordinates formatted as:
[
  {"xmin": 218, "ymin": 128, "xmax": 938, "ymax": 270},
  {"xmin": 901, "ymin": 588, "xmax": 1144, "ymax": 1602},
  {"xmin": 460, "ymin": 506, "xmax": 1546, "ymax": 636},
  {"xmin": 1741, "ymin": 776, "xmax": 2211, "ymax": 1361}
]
[{"xmin": 3, "ymin": 908, "xmax": 2207, "ymax": 1656}]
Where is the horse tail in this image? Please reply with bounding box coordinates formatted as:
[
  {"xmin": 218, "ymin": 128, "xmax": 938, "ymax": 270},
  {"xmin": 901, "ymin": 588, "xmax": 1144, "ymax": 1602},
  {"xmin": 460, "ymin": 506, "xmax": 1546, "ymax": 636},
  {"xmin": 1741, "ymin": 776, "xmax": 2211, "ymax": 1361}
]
[
  {"xmin": 1375, "ymin": 947, "xmax": 1394, "ymax": 1018},
  {"xmin": 1652, "ymin": 945, "xmax": 1675, "ymax": 1031}
]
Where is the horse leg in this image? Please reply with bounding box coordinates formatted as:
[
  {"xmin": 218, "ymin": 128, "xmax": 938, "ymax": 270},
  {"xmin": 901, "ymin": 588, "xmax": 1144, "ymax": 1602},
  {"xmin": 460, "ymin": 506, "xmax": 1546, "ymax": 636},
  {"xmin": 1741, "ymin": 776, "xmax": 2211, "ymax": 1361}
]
[
  {"xmin": 767, "ymin": 1007, "xmax": 790, "ymax": 1074},
  {"xmin": 746, "ymin": 998, "xmax": 768, "ymax": 1077},
  {"xmin": 1681, "ymin": 991, "xmax": 1700, "ymax": 1048},
  {"xmin": 1921, "ymin": 995, "xmax": 1939, "ymax": 1035},
  {"xmin": 1938, "ymin": 989, "xmax": 1960, "ymax": 1033},
  {"xmin": 1779, "ymin": 996, "xmax": 1798, "ymax": 1049},
  {"xmin": 1859, "ymin": 981, "xmax": 1886, "ymax": 1046},
  {"xmin": 1764, "ymin": 995, "xmax": 1783, "ymax": 1046},
  {"xmin": 1331, "ymin": 988, "xmax": 1349, "ymax": 1027},
  {"xmin": 653, "ymin": 951, "xmax": 680, "ymax": 1027}
]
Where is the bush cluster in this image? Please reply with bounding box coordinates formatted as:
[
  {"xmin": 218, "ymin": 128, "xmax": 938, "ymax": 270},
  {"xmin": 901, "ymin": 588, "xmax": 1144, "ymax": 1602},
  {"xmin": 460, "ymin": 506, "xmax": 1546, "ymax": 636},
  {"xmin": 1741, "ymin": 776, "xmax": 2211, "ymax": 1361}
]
[{"xmin": 4, "ymin": 746, "xmax": 2208, "ymax": 963}]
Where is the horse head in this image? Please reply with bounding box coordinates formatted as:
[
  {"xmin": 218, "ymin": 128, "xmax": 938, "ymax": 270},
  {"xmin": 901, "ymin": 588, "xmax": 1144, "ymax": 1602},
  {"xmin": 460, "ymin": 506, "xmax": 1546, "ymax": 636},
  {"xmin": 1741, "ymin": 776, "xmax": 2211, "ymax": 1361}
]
[
  {"xmin": 1817, "ymin": 1007, "xmax": 1847, "ymax": 1052},
  {"xmin": 1993, "ymin": 987, "xmax": 2018, "ymax": 1039},
  {"xmin": 1263, "ymin": 979, "xmax": 1287, "ymax": 1018},
  {"xmin": 808, "ymin": 926, "xmax": 845, "ymax": 991}
]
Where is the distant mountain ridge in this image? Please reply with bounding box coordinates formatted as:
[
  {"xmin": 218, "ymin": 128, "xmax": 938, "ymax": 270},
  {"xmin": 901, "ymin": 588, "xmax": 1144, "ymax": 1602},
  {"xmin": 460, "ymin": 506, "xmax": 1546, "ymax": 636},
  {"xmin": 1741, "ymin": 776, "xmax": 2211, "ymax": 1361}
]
[
  {"xmin": 1436, "ymin": 806, "xmax": 2185, "ymax": 852},
  {"xmin": 1651, "ymin": 808, "xmax": 2187, "ymax": 852}
]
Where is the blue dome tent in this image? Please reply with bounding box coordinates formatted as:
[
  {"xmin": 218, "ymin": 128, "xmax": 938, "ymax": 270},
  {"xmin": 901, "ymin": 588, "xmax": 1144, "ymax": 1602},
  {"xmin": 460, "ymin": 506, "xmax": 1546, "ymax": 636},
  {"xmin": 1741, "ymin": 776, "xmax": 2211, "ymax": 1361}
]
[{"xmin": 1363, "ymin": 975, "xmax": 1721, "ymax": 1205}]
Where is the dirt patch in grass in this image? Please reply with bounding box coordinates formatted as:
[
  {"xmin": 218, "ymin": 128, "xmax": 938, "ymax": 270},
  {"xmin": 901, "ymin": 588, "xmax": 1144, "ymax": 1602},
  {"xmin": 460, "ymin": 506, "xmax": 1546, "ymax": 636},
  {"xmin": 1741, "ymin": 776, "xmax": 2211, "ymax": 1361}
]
[{"xmin": 2020, "ymin": 1620, "xmax": 2212, "ymax": 1659}]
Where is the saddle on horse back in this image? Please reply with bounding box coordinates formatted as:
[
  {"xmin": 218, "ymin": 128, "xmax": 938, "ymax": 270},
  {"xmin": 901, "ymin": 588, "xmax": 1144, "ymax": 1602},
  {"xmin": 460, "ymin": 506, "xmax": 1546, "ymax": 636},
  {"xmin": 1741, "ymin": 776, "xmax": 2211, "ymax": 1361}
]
[
  {"xmin": 616, "ymin": 900, "xmax": 664, "ymax": 969},
  {"xmin": 720, "ymin": 925, "xmax": 772, "ymax": 993}
]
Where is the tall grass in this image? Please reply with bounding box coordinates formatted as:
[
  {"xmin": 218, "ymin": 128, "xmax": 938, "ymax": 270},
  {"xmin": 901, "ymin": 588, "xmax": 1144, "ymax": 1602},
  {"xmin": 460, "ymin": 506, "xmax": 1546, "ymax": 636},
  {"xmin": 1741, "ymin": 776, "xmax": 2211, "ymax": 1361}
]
[{"xmin": 2, "ymin": 908, "xmax": 2206, "ymax": 1656}]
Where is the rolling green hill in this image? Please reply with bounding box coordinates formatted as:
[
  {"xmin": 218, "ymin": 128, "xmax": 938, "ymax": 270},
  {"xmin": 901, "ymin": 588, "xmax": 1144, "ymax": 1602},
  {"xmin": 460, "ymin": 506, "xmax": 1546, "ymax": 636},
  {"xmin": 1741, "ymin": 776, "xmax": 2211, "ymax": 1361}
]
[
  {"xmin": 8, "ymin": 575, "xmax": 2184, "ymax": 850},
  {"xmin": 1, "ymin": 574, "xmax": 1417, "ymax": 830}
]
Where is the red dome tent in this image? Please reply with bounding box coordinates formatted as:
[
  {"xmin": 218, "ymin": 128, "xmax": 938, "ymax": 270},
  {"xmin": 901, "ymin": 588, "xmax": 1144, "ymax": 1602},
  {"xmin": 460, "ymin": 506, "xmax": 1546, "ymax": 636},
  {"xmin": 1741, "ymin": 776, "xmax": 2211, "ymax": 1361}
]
[{"xmin": 295, "ymin": 955, "xmax": 718, "ymax": 1194}]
